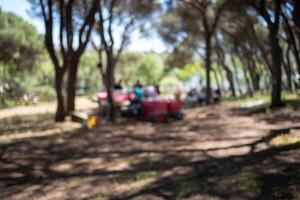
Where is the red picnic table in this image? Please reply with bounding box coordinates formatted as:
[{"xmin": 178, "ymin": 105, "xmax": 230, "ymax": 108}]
[{"xmin": 140, "ymin": 100, "xmax": 182, "ymax": 122}]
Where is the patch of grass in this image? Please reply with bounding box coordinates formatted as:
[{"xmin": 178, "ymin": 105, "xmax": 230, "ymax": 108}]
[
  {"xmin": 0, "ymin": 113, "xmax": 54, "ymax": 135},
  {"xmin": 110, "ymin": 171, "xmax": 158, "ymax": 194},
  {"xmin": 88, "ymin": 194, "xmax": 105, "ymax": 200},
  {"xmin": 134, "ymin": 171, "xmax": 157, "ymax": 181},
  {"xmin": 225, "ymin": 92, "xmax": 300, "ymax": 113},
  {"xmin": 67, "ymin": 177, "xmax": 82, "ymax": 187},
  {"xmin": 52, "ymin": 136, "xmax": 65, "ymax": 145},
  {"xmin": 176, "ymin": 179, "xmax": 209, "ymax": 199},
  {"xmin": 216, "ymin": 168, "xmax": 261, "ymax": 199},
  {"xmin": 222, "ymin": 92, "xmax": 270, "ymax": 104},
  {"xmin": 112, "ymin": 171, "xmax": 157, "ymax": 185},
  {"xmin": 271, "ymin": 134, "xmax": 300, "ymax": 146},
  {"xmin": 242, "ymin": 102, "xmax": 270, "ymax": 113},
  {"xmin": 285, "ymin": 99, "xmax": 300, "ymax": 107},
  {"xmin": 0, "ymin": 99, "xmax": 23, "ymax": 109},
  {"xmin": 236, "ymin": 168, "xmax": 260, "ymax": 193},
  {"xmin": 283, "ymin": 93, "xmax": 300, "ymax": 107},
  {"xmin": 225, "ymin": 92, "xmax": 300, "ymax": 105}
]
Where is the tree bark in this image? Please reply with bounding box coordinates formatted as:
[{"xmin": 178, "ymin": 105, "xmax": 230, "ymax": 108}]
[
  {"xmin": 55, "ymin": 70, "xmax": 65, "ymax": 121},
  {"xmin": 212, "ymin": 68, "xmax": 221, "ymax": 92},
  {"xmin": 282, "ymin": 13, "xmax": 300, "ymax": 76},
  {"xmin": 217, "ymin": 66, "xmax": 225, "ymax": 91},
  {"xmin": 205, "ymin": 33, "xmax": 212, "ymax": 104},
  {"xmin": 216, "ymin": 44, "xmax": 236, "ymax": 97},
  {"xmin": 293, "ymin": 0, "xmax": 300, "ymax": 67},
  {"xmin": 39, "ymin": 0, "xmax": 98, "ymax": 122},
  {"xmin": 231, "ymin": 56, "xmax": 242, "ymax": 95},
  {"xmin": 66, "ymin": 58, "xmax": 79, "ymax": 114},
  {"xmin": 250, "ymin": 54, "xmax": 261, "ymax": 91},
  {"xmin": 223, "ymin": 65, "xmax": 236, "ymax": 97},
  {"xmin": 242, "ymin": 47, "xmax": 260, "ymax": 92},
  {"xmin": 283, "ymin": 44, "xmax": 293, "ymax": 92},
  {"xmin": 292, "ymin": 0, "xmax": 300, "ymax": 33},
  {"xmin": 243, "ymin": 70, "xmax": 254, "ymax": 97},
  {"xmin": 106, "ymin": 52, "xmax": 116, "ymax": 123},
  {"xmin": 239, "ymin": 55, "xmax": 254, "ymax": 96},
  {"xmin": 238, "ymin": 52, "xmax": 254, "ymax": 96},
  {"xmin": 269, "ymin": 28, "xmax": 283, "ymax": 107}
]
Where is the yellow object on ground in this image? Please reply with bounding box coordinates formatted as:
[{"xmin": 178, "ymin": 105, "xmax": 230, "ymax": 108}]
[{"xmin": 87, "ymin": 116, "xmax": 98, "ymax": 129}]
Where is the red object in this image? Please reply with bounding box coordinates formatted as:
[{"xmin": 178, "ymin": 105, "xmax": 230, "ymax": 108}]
[
  {"xmin": 140, "ymin": 100, "xmax": 182, "ymax": 123},
  {"xmin": 96, "ymin": 91, "xmax": 135, "ymax": 103},
  {"xmin": 140, "ymin": 100, "xmax": 182, "ymax": 122},
  {"xmin": 155, "ymin": 87, "xmax": 161, "ymax": 95},
  {"xmin": 167, "ymin": 101, "xmax": 182, "ymax": 115},
  {"xmin": 141, "ymin": 101, "xmax": 168, "ymax": 121},
  {"xmin": 95, "ymin": 115, "xmax": 101, "ymax": 125}
]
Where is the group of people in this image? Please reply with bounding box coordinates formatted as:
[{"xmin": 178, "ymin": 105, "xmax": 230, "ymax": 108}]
[
  {"xmin": 185, "ymin": 87, "xmax": 221, "ymax": 106},
  {"xmin": 113, "ymin": 80, "xmax": 161, "ymax": 103},
  {"xmin": 114, "ymin": 80, "xmax": 162, "ymax": 118},
  {"xmin": 97, "ymin": 80, "xmax": 222, "ymax": 119},
  {"xmin": 111, "ymin": 80, "xmax": 223, "ymax": 110}
]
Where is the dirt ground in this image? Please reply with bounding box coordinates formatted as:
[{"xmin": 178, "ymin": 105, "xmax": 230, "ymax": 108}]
[
  {"xmin": 0, "ymin": 97, "xmax": 97, "ymax": 120},
  {"xmin": 0, "ymin": 101, "xmax": 300, "ymax": 200}
]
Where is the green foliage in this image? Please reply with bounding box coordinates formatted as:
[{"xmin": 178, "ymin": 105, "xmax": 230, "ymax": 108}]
[
  {"xmin": 0, "ymin": 10, "xmax": 45, "ymax": 107},
  {"xmin": 0, "ymin": 10, "xmax": 43, "ymax": 70},
  {"xmin": 173, "ymin": 62, "xmax": 204, "ymax": 82},
  {"xmin": 116, "ymin": 52, "xmax": 166, "ymax": 86},
  {"xmin": 77, "ymin": 53, "xmax": 101, "ymax": 95},
  {"xmin": 136, "ymin": 53, "xmax": 165, "ymax": 85},
  {"xmin": 160, "ymin": 76, "xmax": 181, "ymax": 87}
]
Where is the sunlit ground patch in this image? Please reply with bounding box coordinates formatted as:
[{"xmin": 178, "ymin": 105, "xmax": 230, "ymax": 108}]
[{"xmin": 271, "ymin": 131, "xmax": 300, "ymax": 146}]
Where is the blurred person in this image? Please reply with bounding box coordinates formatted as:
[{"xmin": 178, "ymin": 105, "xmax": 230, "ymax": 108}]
[
  {"xmin": 143, "ymin": 85, "xmax": 157, "ymax": 99},
  {"xmin": 174, "ymin": 86, "xmax": 182, "ymax": 101},
  {"xmin": 134, "ymin": 80, "xmax": 143, "ymax": 88},
  {"xmin": 133, "ymin": 81, "xmax": 143, "ymax": 103},
  {"xmin": 186, "ymin": 88, "xmax": 198, "ymax": 106},
  {"xmin": 114, "ymin": 80, "xmax": 123, "ymax": 90},
  {"xmin": 198, "ymin": 88, "xmax": 206, "ymax": 104},
  {"xmin": 155, "ymin": 85, "xmax": 161, "ymax": 95},
  {"xmin": 213, "ymin": 89, "xmax": 221, "ymax": 103}
]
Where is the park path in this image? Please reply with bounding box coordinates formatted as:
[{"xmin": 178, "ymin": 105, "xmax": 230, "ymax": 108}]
[{"xmin": 0, "ymin": 102, "xmax": 299, "ymax": 199}]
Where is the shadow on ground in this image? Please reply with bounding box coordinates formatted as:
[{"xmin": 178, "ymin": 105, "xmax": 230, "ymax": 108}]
[
  {"xmin": 0, "ymin": 104, "xmax": 300, "ymax": 200},
  {"xmin": 0, "ymin": 113, "xmax": 54, "ymax": 136}
]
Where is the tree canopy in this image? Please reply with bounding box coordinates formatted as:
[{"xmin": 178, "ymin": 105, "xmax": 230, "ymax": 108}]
[{"xmin": 0, "ymin": 9, "xmax": 43, "ymax": 71}]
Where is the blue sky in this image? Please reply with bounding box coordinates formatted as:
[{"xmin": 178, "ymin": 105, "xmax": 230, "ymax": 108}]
[{"xmin": 0, "ymin": 0, "xmax": 166, "ymax": 53}]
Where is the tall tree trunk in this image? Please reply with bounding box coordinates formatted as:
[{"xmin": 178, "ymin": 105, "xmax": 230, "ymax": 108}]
[
  {"xmin": 205, "ymin": 33, "xmax": 212, "ymax": 104},
  {"xmin": 269, "ymin": 28, "xmax": 283, "ymax": 107},
  {"xmin": 235, "ymin": 48, "xmax": 255, "ymax": 96},
  {"xmin": 294, "ymin": 1, "xmax": 300, "ymax": 71},
  {"xmin": 283, "ymin": 44, "xmax": 293, "ymax": 92},
  {"xmin": 55, "ymin": 70, "xmax": 65, "ymax": 121},
  {"xmin": 282, "ymin": 13, "xmax": 300, "ymax": 76},
  {"xmin": 217, "ymin": 66, "xmax": 225, "ymax": 91},
  {"xmin": 66, "ymin": 58, "xmax": 79, "ymax": 114},
  {"xmin": 239, "ymin": 57, "xmax": 254, "ymax": 96},
  {"xmin": 241, "ymin": 64, "xmax": 254, "ymax": 97},
  {"xmin": 223, "ymin": 65, "xmax": 236, "ymax": 97},
  {"xmin": 231, "ymin": 56, "xmax": 242, "ymax": 95},
  {"xmin": 217, "ymin": 46, "xmax": 236, "ymax": 97},
  {"xmin": 212, "ymin": 68, "xmax": 221, "ymax": 92},
  {"xmin": 251, "ymin": 54, "xmax": 261, "ymax": 91},
  {"xmin": 243, "ymin": 48, "xmax": 259, "ymax": 92},
  {"xmin": 106, "ymin": 52, "xmax": 116, "ymax": 123},
  {"xmin": 292, "ymin": 0, "xmax": 300, "ymax": 36},
  {"xmin": 245, "ymin": 71, "xmax": 254, "ymax": 97}
]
